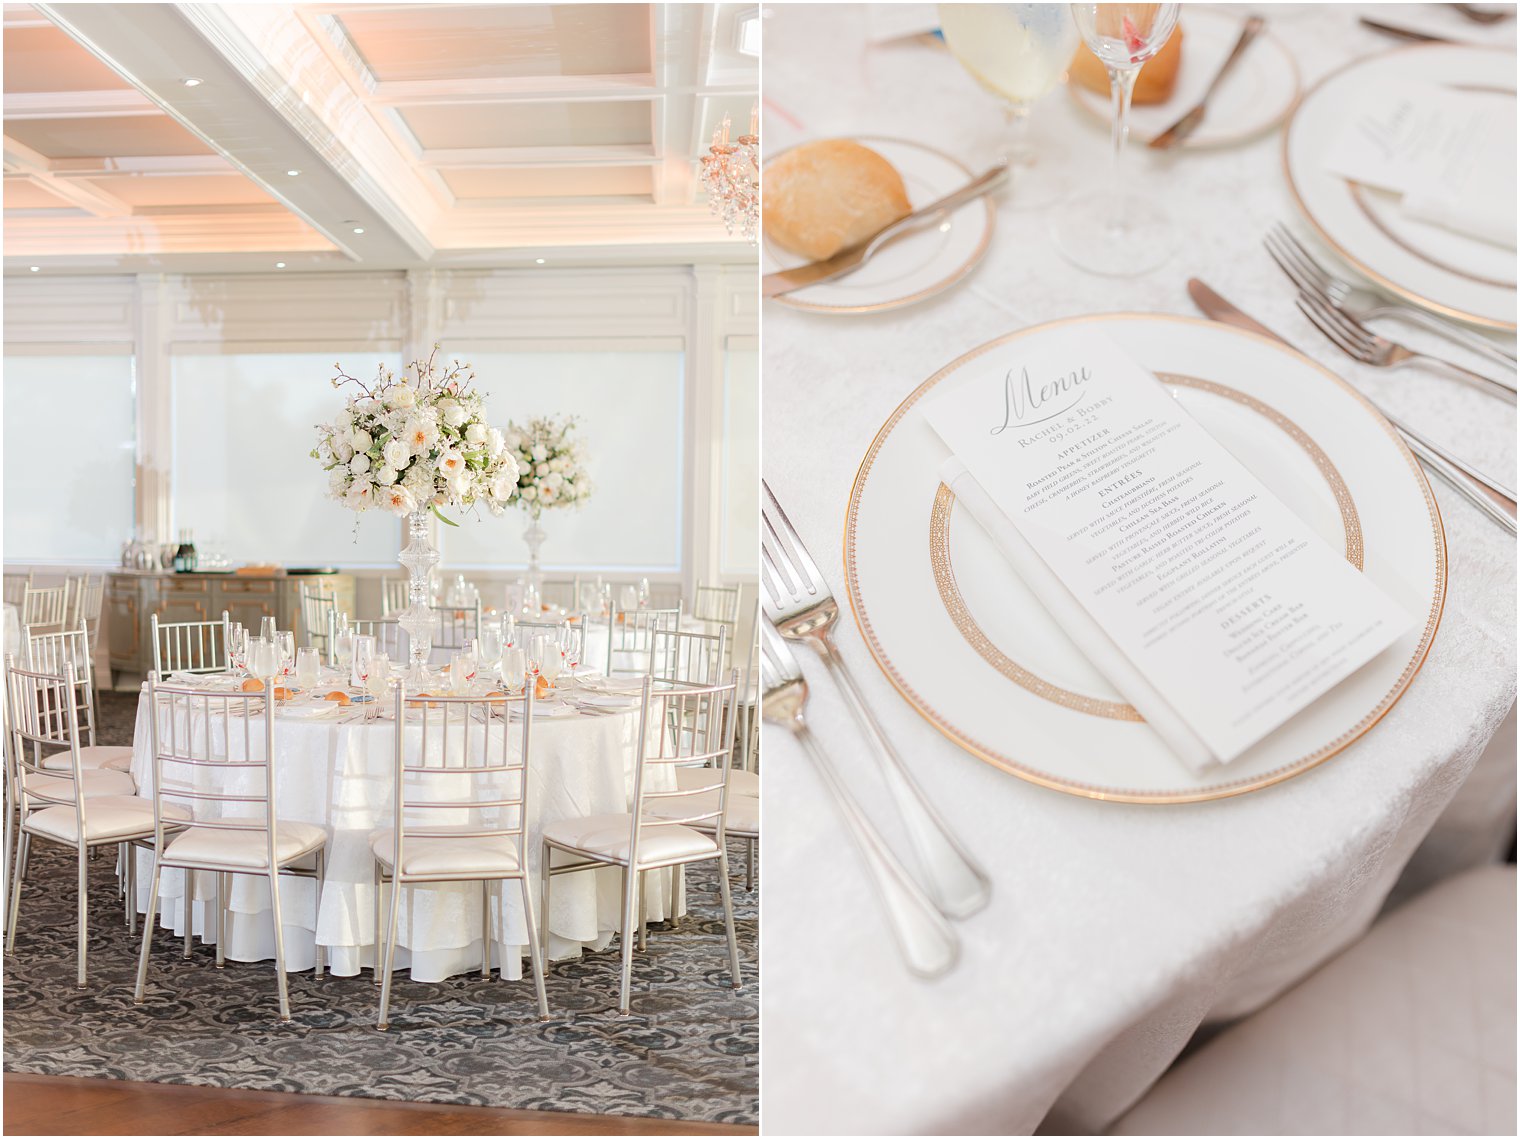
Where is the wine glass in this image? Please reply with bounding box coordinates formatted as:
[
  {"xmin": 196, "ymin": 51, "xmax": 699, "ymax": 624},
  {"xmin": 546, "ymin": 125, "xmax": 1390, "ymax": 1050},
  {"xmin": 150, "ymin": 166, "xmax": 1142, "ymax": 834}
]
[
  {"xmin": 938, "ymin": 4, "xmax": 1080, "ymax": 207},
  {"xmin": 501, "ymin": 647, "xmax": 527, "ymax": 695},
  {"xmin": 227, "ymin": 624, "xmax": 248, "ymax": 676},
  {"xmin": 295, "ymin": 647, "xmax": 320, "ymax": 689},
  {"xmin": 248, "ymin": 637, "xmax": 280, "ymax": 684},
  {"xmin": 478, "ymin": 622, "xmax": 503, "ymax": 673},
  {"xmin": 560, "ymin": 621, "xmax": 583, "ymax": 679},
  {"xmin": 353, "ymin": 635, "xmax": 375, "ymax": 692},
  {"xmin": 1049, "ymin": 3, "xmax": 1180, "ymax": 275},
  {"xmin": 502, "ymin": 614, "xmax": 517, "ymax": 651},
  {"xmin": 275, "ymin": 631, "xmax": 296, "ymax": 679},
  {"xmin": 539, "ymin": 642, "xmax": 562, "ymax": 688},
  {"xmin": 259, "ymin": 616, "xmax": 277, "ymax": 642},
  {"xmin": 334, "ymin": 626, "xmax": 354, "ymax": 677}
]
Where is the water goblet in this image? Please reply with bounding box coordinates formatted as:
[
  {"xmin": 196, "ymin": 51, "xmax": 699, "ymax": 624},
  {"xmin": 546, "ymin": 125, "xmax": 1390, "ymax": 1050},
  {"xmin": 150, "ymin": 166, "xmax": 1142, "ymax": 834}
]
[
  {"xmin": 248, "ymin": 637, "xmax": 280, "ymax": 684},
  {"xmin": 1049, "ymin": 2, "xmax": 1181, "ymax": 275},
  {"xmin": 295, "ymin": 647, "xmax": 320, "ymax": 689},
  {"xmin": 501, "ymin": 647, "xmax": 527, "ymax": 695},
  {"xmin": 540, "ymin": 646, "xmax": 562, "ymax": 688},
  {"xmin": 619, "ymin": 585, "xmax": 638, "ymax": 613},
  {"xmin": 334, "ymin": 628, "xmax": 354, "ymax": 675}
]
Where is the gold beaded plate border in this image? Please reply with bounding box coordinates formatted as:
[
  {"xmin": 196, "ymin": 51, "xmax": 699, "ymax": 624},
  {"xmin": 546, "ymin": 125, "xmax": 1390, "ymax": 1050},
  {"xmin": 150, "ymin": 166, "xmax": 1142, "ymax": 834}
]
[{"xmin": 842, "ymin": 314, "xmax": 1447, "ymax": 804}]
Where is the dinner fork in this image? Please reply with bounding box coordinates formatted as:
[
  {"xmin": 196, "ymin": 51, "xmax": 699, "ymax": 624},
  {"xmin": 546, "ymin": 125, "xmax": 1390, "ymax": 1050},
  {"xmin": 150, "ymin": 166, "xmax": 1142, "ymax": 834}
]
[
  {"xmin": 1264, "ymin": 225, "xmax": 1517, "ymax": 370},
  {"xmin": 760, "ymin": 621, "xmax": 959, "ymax": 978},
  {"xmin": 760, "ymin": 480, "xmax": 991, "ymax": 920},
  {"xmin": 1295, "ymin": 291, "xmax": 1517, "ymax": 402}
]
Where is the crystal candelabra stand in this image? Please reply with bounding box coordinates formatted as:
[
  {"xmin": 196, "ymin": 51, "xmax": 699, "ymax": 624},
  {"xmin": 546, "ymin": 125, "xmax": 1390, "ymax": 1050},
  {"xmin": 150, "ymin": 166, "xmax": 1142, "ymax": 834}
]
[
  {"xmin": 397, "ymin": 509, "xmax": 439, "ymax": 684},
  {"xmin": 699, "ymin": 108, "xmax": 758, "ymax": 244},
  {"xmin": 523, "ymin": 512, "xmax": 547, "ymax": 594}
]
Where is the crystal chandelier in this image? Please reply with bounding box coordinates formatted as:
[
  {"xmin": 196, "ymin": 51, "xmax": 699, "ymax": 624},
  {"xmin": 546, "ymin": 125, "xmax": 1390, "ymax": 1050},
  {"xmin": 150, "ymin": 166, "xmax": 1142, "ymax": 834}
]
[{"xmin": 699, "ymin": 105, "xmax": 759, "ymax": 244}]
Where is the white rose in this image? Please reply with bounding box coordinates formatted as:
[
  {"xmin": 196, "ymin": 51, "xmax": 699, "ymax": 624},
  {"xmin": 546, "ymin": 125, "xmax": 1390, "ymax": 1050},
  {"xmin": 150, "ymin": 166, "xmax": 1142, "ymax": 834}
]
[
  {"xmin": 336, "ymin": 440, "xmax": 354, "ymax": 462},
  {"xmin": 465, "ymin": 423, "xmax": 487, "ymax": 445},
  {"xmin": 350, "ymin": 453, "xmax": 370, "ymax": 475},
  {"xmin": 486, "ymin": 428, "xmax": 505, "ymax": 457},
  {"xmin": 447, "ymin": 469, "xmax": 470, "ymax": 498},
  {"xmin": 539, "ymin": 484, "xmax": 558, "ymax": 504},
  {"xmin": 350, "ymin": 428, "xmax": 373, "ymax": 452},
  {"xmin": 497, "ymin": 452, "xmax": 519, "ymax": 483},
  {"xmin": 522, "ymin": 485, "xmax": 539, "ymax": 501},
  {"xmin": 438, "ymin": 400, "xmax": 467, "ymax": 428},
  {"xmin": 391, "ymin": 386, "xmax": 416, "ymax": 410},
  {"xmin": 376, "ymin": 464, "xmax": 398, "ymax": 486},
  {"xmin": 544, "ymin": 471, "xmax": 563, "ymax": 489},
  {"xmin": 490, "ymin": 473, "xmax": 516, "ymax": 501},
  {"xmin": 531, "ymin": 444, "xmax": 548, "ymax": 462},
  {"xmin": 535, "ymin": 462, "xmax": 549, "ymax": 477},
  {"xmin": 383, "ymin": 439, "xmax": 410, "ymax": 469},
  {"xmin": 503, "ymin": 431, "xmax": 522, "ymax": 452}
]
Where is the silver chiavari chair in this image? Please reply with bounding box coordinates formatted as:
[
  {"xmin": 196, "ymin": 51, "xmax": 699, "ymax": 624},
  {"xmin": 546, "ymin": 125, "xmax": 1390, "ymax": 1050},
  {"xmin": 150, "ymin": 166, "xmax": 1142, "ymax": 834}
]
[
  {"xmin": 2, "ymin": 572, "xmax": 31, "ymax": 608},
  {"xmin": 606, "ymin": 606, "xmax": 680, "ymax": 678},
  {"xmin": 23, "ymin": 623, "xmax": 134, "ymax": 776},
  {"xmin": 692, "ymin": 582, "xmax": 743, "ymax": 627},
  {"xmin": 651, "ymin": 626, "xmax": 729, "ymax": 687},
  {"xmin": 20, "ymin": 582, "xmax": 70, "ymax": 635},
  {"xmin": 538, "ymin": 577, "xmax": 580, "ymax": 611},
  {"xmin": 299, "ymin": 584, "xmax": 338, "ymax": 661},
  {"xmin": 431, "ymin": 599, "xmax": 481, "ymax": 652},
  {"xmin": 330, "ymin": 613, "xmax": 407, "ymax": 666},
  {"xmin": 150, "ymin": 611, "xmax": 232, "ymax": 675},
  {"xmin": 5, "ymin": 657, "xmax": 176, "ymax": 986},
  {"xmin": 134, "ymin": 674, "xmax": 328, "ymax": 1022},
  {"xmin": 380, "ymin": 578, "xmax": 411, "ymax": 616},
  {"xmin": 542, "ymin": 674, "xmax": 743, "ymax": 1014},
  {"xmin": 70, "ymin": 575, "xmax": 105, "ymax": 644},
  {"xmin": 371, "ymin": 684, "xmax": 548, "ymax": 1029}
]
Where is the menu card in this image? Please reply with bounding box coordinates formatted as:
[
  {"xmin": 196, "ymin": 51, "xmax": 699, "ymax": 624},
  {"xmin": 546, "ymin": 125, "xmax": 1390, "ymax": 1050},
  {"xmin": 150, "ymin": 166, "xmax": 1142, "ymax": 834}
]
[{"xmin": 922, "ymin": 331, "xmax": 1411, "ymax": 765}]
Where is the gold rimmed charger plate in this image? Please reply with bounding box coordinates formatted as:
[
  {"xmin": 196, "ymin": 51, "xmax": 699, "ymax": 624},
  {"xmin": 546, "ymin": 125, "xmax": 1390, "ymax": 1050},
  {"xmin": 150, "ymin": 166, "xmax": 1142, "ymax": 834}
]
[
  {"xmin": 1283, "ymin": 43, "xmax": 1517, "ymax": 331},
  {"xmin": 843, "ymin": 314, "xmax": 1446, "ymax": 804},
  {"xmin": 761, "ymin": 137, "xmax": 996, "ymax": 315}
]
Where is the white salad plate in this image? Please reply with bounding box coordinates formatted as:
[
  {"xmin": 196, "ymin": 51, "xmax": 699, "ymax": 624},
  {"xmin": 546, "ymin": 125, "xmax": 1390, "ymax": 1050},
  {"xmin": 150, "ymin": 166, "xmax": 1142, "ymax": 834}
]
[
  {"xmin": 844, "ymin": 314, "xmax": 1446, "ymax": 803},
  {"xmin": 762, "ymin": 136, "xmax": 996, "ymax": 315},
  {"xmin": 1283, "ymin": 43, "xmax": 1516, "ymax": 330}
]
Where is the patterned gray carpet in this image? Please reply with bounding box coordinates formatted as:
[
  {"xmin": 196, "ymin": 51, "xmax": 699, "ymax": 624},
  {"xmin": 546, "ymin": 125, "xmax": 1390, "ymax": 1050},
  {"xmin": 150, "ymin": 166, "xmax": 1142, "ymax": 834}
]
[{"xmin": 3, "ymin": 692, "xmax": 758, "ymax": 1126}]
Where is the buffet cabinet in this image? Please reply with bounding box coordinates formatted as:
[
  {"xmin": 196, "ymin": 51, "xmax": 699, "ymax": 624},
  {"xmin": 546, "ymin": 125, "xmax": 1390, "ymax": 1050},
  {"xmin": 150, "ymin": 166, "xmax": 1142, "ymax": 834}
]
[{"xmin": 105, "ymin": 571, "xmax": 355, "ymax": 686}]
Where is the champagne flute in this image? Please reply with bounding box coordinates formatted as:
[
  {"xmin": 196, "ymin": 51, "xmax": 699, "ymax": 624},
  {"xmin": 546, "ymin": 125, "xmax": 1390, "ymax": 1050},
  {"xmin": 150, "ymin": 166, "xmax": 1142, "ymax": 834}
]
[
  {"xmin": 259, "ymin": 616, "xmax": 277, "ymax": 642},
  {"xmin": 273, "ymin": 631, "xmax": 295, "ymax": 680},
  {"xmin": 637, "ymin": 578, "xmax": 650, "ymax": 609},
  {"xmin": 938, "ymin": 4, "xmax": 1081, "ymax": 207},
  {"xmin": 353, "ymin": 636, "xmax": 375, "ymax": 693},
  {"xmin": 228, "ymin": 624, "xmax": 248, "ymax": 676},
  {"xmin": 1050, "ymin": 3, "xmax": 1180, "ymax": 275}
]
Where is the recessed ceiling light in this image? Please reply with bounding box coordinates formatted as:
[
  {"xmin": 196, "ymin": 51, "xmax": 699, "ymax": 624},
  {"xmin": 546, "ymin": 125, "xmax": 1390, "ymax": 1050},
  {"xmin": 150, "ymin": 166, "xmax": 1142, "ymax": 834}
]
[
  {"xmin": 286, "ymin": 169, "xmax": 301, "ymax": 177},
  {"xmin": 183, "ymin": 77, "xmax": 203, "ymax": 87},
  {"xmin": 29, "ymin": 266, "xmax": 39, "ymax": 272},
  {"xmin": 535, "ymin": 258, "xmax": 546, "ymax": 265},
  {"xmin": 352, "ymin": 226, "xmax": 365, "ymax": 234},
  {"xmin": 275, "ymin": 262, "xmax": 286, "ymax": 269}
]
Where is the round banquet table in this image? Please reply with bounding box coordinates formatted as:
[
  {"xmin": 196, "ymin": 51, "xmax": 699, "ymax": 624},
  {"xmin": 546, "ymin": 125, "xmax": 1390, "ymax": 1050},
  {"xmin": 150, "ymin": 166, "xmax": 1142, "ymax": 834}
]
[
  {"xmin": 128, "ymin": 678, "xmax": 682, "ymax": 982},
  {"xmin": 760, "ymin": 5, "xmax": 1517, "ymax": 1135}
]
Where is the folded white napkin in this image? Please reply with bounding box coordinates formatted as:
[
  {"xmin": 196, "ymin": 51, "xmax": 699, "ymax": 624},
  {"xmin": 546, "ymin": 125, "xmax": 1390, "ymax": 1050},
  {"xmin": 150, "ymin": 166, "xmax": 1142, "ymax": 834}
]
[
  {"xmin": 941, "ymin": 458, "xmax": 1217, "ymax": 774},
  {"xmin": 578, "ymin": 693, "xmax": 638, "ymax": 708}
]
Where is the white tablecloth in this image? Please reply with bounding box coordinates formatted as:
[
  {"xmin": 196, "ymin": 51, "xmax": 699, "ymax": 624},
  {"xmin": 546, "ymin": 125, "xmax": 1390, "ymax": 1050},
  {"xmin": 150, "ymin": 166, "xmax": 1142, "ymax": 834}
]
[
  {"xmin": 130, "ymin": 686, "xmax": 679, "ymax": 982},
  {"xmin": 759, "ymin": 5, "xmax": 1517, "ymax": 1133}
]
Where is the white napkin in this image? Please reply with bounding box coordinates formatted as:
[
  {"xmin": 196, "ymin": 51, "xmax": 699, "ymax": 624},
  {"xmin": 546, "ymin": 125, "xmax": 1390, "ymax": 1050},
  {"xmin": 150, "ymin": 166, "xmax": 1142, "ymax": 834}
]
[
  {"xmin": 941, "ymin": 458, "xmax": 1216, "ymax": 775},
  {"xmin": 578, "ymin": 693, "xmax": 638, "ymax": 709}
]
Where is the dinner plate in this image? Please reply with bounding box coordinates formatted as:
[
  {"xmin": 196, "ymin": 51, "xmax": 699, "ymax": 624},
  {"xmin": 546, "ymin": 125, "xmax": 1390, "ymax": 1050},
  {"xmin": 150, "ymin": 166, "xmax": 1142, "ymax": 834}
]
[
  {"xmin": 844, "ymin": 313, "xmax": 1446, "ymax": 803},
  {"xmin": 1283, "ymin": 43, "xmax": 1516, "ymax": 330},
  {"xmin": 761, "ymin": 137, "xmax": 996, "ymax": 315},
  {"xmin": 1069, "ymin": 7, "xmax": 1300, "ymax": 149}
]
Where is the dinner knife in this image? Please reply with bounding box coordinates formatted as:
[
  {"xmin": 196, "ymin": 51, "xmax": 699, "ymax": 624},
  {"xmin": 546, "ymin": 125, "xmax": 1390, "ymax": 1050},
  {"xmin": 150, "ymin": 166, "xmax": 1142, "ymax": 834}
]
[
  {"xmin": 1358, "ymin": 17, "xmax": 1452, "ymax": 42},
  {"xmin": 1149, "ymin": 16, "xmax": 1266, "ymax": 150},
  {"xmin": 762, "ymin": 163, "xmax": 1008, "ymax": 299},
  {"xmin": 1187, "ymin": 279, "xmax": 1518, "ymax": 534}
]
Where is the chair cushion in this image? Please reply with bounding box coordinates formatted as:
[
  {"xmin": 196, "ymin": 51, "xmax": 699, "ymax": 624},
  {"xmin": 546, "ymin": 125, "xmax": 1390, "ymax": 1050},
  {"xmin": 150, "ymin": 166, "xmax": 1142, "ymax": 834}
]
[
  {"xmin": 370, "ymin": 828, "xmax": 521, "ymax": 878},
  {"xmin": 23, "ymin": 767, "xmax": 137, "ymax": 804},
  {"xmin": 543, "ymin": 812, "xmax": 719, "ymax": 866},
  {"xmin": 1112, "ymin": 864, "xmax": 1517, "ymax": 1136},
  {"xmin": 675, "ymin": 766, "xmax": 758, "ymax": 797},
  {"xmin": 646, "ymin": 789, "xmax": 758, "ymax": 837},
  {"xmin": 161, "ymin": 820, "xmax": 327, "ymax": 871},
  {"xmin": 41, "ymin": 745, "xmax": 136, "ymax": 774},
  {"xmin": 23, "ymin": 796, "xmax": 189, "ymax": 845}
]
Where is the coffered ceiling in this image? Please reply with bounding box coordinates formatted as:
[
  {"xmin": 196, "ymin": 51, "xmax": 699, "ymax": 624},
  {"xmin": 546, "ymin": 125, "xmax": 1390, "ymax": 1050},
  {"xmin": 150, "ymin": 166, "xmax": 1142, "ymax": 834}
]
[{"xmin": 2, "ymin": 2, "xmax": 759, "ymax": 272}]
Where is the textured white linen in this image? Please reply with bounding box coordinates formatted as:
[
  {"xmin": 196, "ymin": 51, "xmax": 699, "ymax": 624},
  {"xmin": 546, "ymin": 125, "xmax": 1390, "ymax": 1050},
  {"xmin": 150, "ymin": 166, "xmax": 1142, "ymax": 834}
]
[
  {"xmin": 759, "ymin": 5, "xmax": 1516, "ymax": 1134},
  {"xmin": 129, "ymin": 691, "xmax": 681, "ymax": 982}
]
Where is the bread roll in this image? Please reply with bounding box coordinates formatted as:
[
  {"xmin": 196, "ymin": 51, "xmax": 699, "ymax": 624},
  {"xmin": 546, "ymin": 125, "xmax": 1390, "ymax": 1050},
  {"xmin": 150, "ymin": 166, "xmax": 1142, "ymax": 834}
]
[
  {"xmin": 763, "ymin": 140, "xmax": 913, "ymax": 260},
  {"xmin": 1069, "ymin": 21, "xmax": 1184, "ymax": 106}
]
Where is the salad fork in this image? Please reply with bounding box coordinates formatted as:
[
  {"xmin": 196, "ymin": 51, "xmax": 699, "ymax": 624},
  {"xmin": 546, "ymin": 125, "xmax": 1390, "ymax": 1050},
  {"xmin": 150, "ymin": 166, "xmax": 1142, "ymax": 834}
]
[
  {"xmin": 760, "ymin": 621, "xmax": 959, "ymax": 978},
  {"xmin": 1296, "ymin": 291, "xmax": 1517, "ymax": 401},
  {"xmin": 760, "ymin": 480, "xmax": 991, "ymax": 919},
  {"xmin": 1265, "ymin": 225, "xmax": 1517, "ymax": 369}
]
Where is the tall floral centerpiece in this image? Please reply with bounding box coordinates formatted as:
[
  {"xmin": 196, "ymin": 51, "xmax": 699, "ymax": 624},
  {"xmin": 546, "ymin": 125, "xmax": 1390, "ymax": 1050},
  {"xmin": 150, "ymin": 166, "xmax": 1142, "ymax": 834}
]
[
  {"xmin": 312, "ymin": 348, "xmax": 519, "ymax": 682},
  {"xmin": 504, "ymin": 416, "xmax": 593, "ymax": 587}
]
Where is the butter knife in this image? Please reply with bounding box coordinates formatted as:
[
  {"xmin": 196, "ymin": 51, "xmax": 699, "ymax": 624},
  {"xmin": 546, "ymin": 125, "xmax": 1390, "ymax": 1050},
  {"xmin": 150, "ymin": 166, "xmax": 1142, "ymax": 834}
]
[
  {"xmin": 1150, "ymin": 16, "xmax": 1265, "ymax": 150},
  {"xmin": 762, "ymin": 163, "xmax": 1007, "ymax": 299},
  {"xmin": 1187, "ymin": 279, "xmax": 1518, "ymax": 534},
  {"xmin": 1358, "ymin": 17, "xmax": 1452, "ymax": 42}
]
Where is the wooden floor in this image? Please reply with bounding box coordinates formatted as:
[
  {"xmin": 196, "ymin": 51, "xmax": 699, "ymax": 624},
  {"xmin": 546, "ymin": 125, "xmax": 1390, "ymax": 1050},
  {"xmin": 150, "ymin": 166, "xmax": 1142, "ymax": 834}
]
[{"xmin": 3, "ymin": 1074, "xmax": 759, "ymax": 1136}]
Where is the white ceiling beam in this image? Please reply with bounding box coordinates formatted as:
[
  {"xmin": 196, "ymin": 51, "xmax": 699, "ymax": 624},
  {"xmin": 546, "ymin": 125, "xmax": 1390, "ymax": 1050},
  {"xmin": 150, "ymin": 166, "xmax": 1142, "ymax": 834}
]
[
  {"xmin": 3, "ymin": 89, "xmax": 160, "ymax": 120},
  {"xmin": 649, "ymin": 4, "xmax": 711, "ymax": 207},
  {"xmin": 420, "ymin": 146, "xmax": 659, "ymax": 170},
  {"xmin": 2, "ymin": 135, "xmax": 130, "ymax": 217},
  {"xmin": 4, "ymin": 207, "xmax": 336, "ymax": 255},
  {"xmin": 47, "ymin": 154, "xmax": 239, "ymax": 178},
  {"xmin": 370, "ymin": 74, "xmax": 658, "ymax": 107}
]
